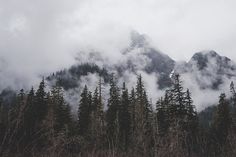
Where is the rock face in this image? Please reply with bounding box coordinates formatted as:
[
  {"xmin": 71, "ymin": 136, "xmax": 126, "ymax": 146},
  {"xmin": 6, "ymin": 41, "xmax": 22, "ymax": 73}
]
[
  {"xmin": 47, "ymin": 31, "xmax": 176, "ymax": 90},
  {"xmin": 175, "ymin": 50, "xmax": 236, "ymax": 89},
  {"xmin": 117, "ymin": 31, "xmax": 176, "ymax": 88},
  {"xmin": 190, "ymin": 50, "xmax": 235, "ymax": 73}
]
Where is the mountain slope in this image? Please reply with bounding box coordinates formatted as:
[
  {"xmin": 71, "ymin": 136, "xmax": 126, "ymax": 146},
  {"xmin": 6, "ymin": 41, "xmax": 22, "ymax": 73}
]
[
  {"xmin": 175, "ymin": 50, "xmax": 236, "ymax": 89},
  {"xmin": 47, "ymin": 32, "xmax": 236, "ymax": 95},
  {"xmin": 47, "ymin": 31, "xmax": 176, "ymax": 90}
]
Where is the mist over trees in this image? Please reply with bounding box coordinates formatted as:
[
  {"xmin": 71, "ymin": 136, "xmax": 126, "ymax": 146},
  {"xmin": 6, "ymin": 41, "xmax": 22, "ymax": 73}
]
[{"xmin": 0, "ymin": 74, "xmax": 236, "ymax": 157}]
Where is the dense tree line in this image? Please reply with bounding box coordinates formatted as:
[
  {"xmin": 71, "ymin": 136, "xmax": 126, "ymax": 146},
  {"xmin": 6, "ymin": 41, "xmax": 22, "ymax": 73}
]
[{"xmin": 0, "ymin": 74, "xmax": 236, "ymax": 157}]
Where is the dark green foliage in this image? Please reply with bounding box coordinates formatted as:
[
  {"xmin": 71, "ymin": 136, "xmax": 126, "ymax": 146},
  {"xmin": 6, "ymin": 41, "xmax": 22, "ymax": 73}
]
[
  {"xmin": 129, "ymin": 87, "xmax": 136, "ymax": 140},
  {"xmin": 35, "ymin": 78, "xmax": 47, "ymax": 126},
  {"xmin": 106, "ymin": 75, "xmax": 120, "ymax": 145},
  {"xmin": 89, "ymin": 85, "xmax": 104, "ymax": 147},
  {"xmin": 23, "ymin": 87, "xmax": 35, "ymax": 146},
  {"xmin": 184, "ymin": 89, "xmax": 198, "ymax": 134},
  {"xmin": 156, "ymin": 98, "xmax": 168, "ymax": 135},
  {"xmin": 212, "ymin": 93, "xmax": 232, "ymax": 145},
  {"xmin": 230, "ymin": 81, "xmax": 236, "ymax": 129},
  {"xmin": 78, "ymin": 85, "xmax": 91, "ymax": 136},
  {"xmin": 132, "ymin": 75, "xmax": 153, "ymax": 155},
  {"xmin": 46, "ymin": 63, "xmax": 110, "ymax": 90},
  {"xmin": 91, "ymin": 87, "xmax": 103, "ymax": 128},
  {"xmin": 230, "ymin": 81, "xmax": 236, "ymax": 102},
  {"xmin": 118, "ymin": 82, "xmax": 131, "ymax": 150},
  {"xmin": 135, "ymin": 75, "xmax": 152, "ymax": 124},
  {"xmin": 0, "ymin": 96, "xmax": 5, "ymax": 144},
  {"xmin": 1, "ymin": 74, "xmax": 236, "ymax": 157},
  {"xmin": 51, "ymin": 85, "xmax": 72, "ymax": 133},
  {"xmin": 198, "ymin": 106, "xmax": 217, "ymax": 129},
  {"xmin": 171, "ymin": 74, "xmax": 186, "ymax": 117}
]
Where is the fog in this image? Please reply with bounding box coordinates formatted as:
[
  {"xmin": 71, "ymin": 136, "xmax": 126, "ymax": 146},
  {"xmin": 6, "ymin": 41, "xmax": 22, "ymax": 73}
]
[{"xmin": 1, "ymin": 0, "xmax": 236, "ymax": 111}]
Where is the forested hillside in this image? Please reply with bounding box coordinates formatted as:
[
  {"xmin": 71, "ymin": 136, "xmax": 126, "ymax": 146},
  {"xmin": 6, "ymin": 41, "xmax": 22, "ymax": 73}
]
[{"xmin": 0, "ymin": 74, "xmax": 236, "ymax": 157}]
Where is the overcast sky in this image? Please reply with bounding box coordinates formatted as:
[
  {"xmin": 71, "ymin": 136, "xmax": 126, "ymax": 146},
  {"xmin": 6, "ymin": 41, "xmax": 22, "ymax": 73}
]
[{"xmin": 0, "ymin": 0, "xmax": 236, "ymax": 89}]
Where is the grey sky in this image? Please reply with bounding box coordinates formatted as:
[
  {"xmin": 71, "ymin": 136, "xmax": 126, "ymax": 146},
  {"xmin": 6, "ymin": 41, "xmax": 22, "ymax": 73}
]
[{"xmin": 0, "ymin": 0, "xmax": 236, "ymax": 90}]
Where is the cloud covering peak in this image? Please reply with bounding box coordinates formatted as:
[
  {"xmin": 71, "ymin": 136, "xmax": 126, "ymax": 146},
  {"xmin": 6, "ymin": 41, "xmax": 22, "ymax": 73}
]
[{"xmin": 0, "ymin": 0, "xmax": 236, "ymax": 109}]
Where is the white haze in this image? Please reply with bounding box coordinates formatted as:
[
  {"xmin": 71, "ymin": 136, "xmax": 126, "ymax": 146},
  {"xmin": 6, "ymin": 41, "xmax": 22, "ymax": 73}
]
[
  {"xmin": 178, "ymin": 53, "xmax": 236, "ymax": 111},
  {"xmin": 1, "ymin": 0, "xmax": 236, "ymax": 111}
]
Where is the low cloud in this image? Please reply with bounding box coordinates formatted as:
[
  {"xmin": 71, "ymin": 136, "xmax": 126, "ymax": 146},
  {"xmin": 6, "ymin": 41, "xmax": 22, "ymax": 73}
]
[{"xmin": 1, "ymin": 0, "xmax": 236, "ymax": 111}]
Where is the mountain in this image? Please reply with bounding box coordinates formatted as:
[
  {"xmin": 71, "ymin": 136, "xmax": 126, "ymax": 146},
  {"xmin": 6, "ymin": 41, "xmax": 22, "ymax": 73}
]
[
  {"xmin": 116, "ymin": 31, "xmax": 175, "ymax": 88},
  {"xmin": 47, "ymin": 31, "xmax": 176, "ymax": 89},
  {"xmin": 190, "ymin": 51, "xmax": 234, "ymax": 71},
  {"xmin": 175, "ymin": 50, "xmax": 236, "ymax": 89},
  {"xmin": 47, "ymin": 32, "xmax": 236, "ymax": 93},
  {"xmin": 46, "ymin": 63, "xmax": 110, "ymax": 90}
]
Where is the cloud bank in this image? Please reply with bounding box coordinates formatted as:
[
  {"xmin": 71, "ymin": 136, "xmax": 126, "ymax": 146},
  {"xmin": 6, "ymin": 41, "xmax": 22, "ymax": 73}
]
[{"xmin": 0, "ymin": 0, "xmax": 236, "ymax": 111}]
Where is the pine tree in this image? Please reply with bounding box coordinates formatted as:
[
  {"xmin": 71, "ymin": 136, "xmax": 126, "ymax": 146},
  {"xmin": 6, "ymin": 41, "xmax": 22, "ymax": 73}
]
[
  {"xmin": 0, "ymin": 95, "xmax": 2, "ymax": 123},
  {"xmin": 135, "ymin": 75, "xmax": 146, "ymax": 127},
  {"xmin": 185, "ymin": 89, "xmax": 198, "ymax": 131},
  {"xmin": 156, "ymin": 97, "xmax": 167, "ymax": 135},
  {"xmin": 171, "ymin": 74, "xmax": 186, "ymax": 118},
  {"xmin": 143, "ymin": 90, "xmax": 153, "ymax": 134},
  {"xmin": 0, "ymin": 95, "xmax": 6, "ymax": 144},
  {"xmin": 92, "ymin": 87, "xmax": 99, "ymax": 112},
  {"xmin": 133, "ymin": 75, "xmax": 152, "ymax": 155},
  {"xmin": 212, "ymin": 93, "xmax": 232, "ymax": 146},
  {"xmin": 51, "ymin": 84, "xmax": 72, "ymax": 133},
  {"xmin": 129, "ymin": 87, "xmax": 136, "ymax": 136},
  {"xmin": 28, "ymin": 78, "xmax": 48, "ymax": 149},
  {"xmin": 230, "ymin": 81, "xmax": 236, "ymax": 103},
  {"xmin": 42, "ymin": 92, "xmax": 55, "ymax": 146},
  {"xmin": 17, "ymin": 89, "xmax": 26, "ymax": 131},
  {"xmin": 118, "ymin": 82, "xmax": 131, "ymax": 150},
  {"xmin": 97, "ymin": 77, "xmax": 104, "ymax": 130},
  {"xmin": 89, "ymin": 86, "xmax": 104, "ymax": 147},
  {"xmin": 106, "ymin": 75, "xmax": 120, "ymax": 147},
  {"xmin": 16, "ymin": 89, "xmax": 26, "ymax": 114},
  {"xmin": 91, "ymin": 87, "xmax": 99, "ymax": 135},
  {"xmin": 7, "ymin": 89, "xmax": 27, "ymax": 150},
  {"xmin": 97, "ymin": 77, "xmax": 104, "ymax": 127},
  {"xmin": 89, "ymin": 78, "xmax": 105, "ymax": 140},
  {"xmin": 157, "ymin": 75, "xmax": 198, "ymax": 157},
  {"xmin": 35, "ymin": 78, "xmax": 47, "ymax": 126},
  {"xmin": 162, "ymin": 90, "xmax": 172, "ymax": 129},
  {"xmin": 78, "ymin": 85, "xmax": 91, "ymax": 136},
  {"xmin": 184, "ymin": 89, "xmax": 198, "ymax": 156},
  {"xmin": 230, "ymin": 81, "xmax": 236, "ymax": 129},
  {"xmin": 23, "ymin": 87, "xmax": 35, "ymax": 146}
]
